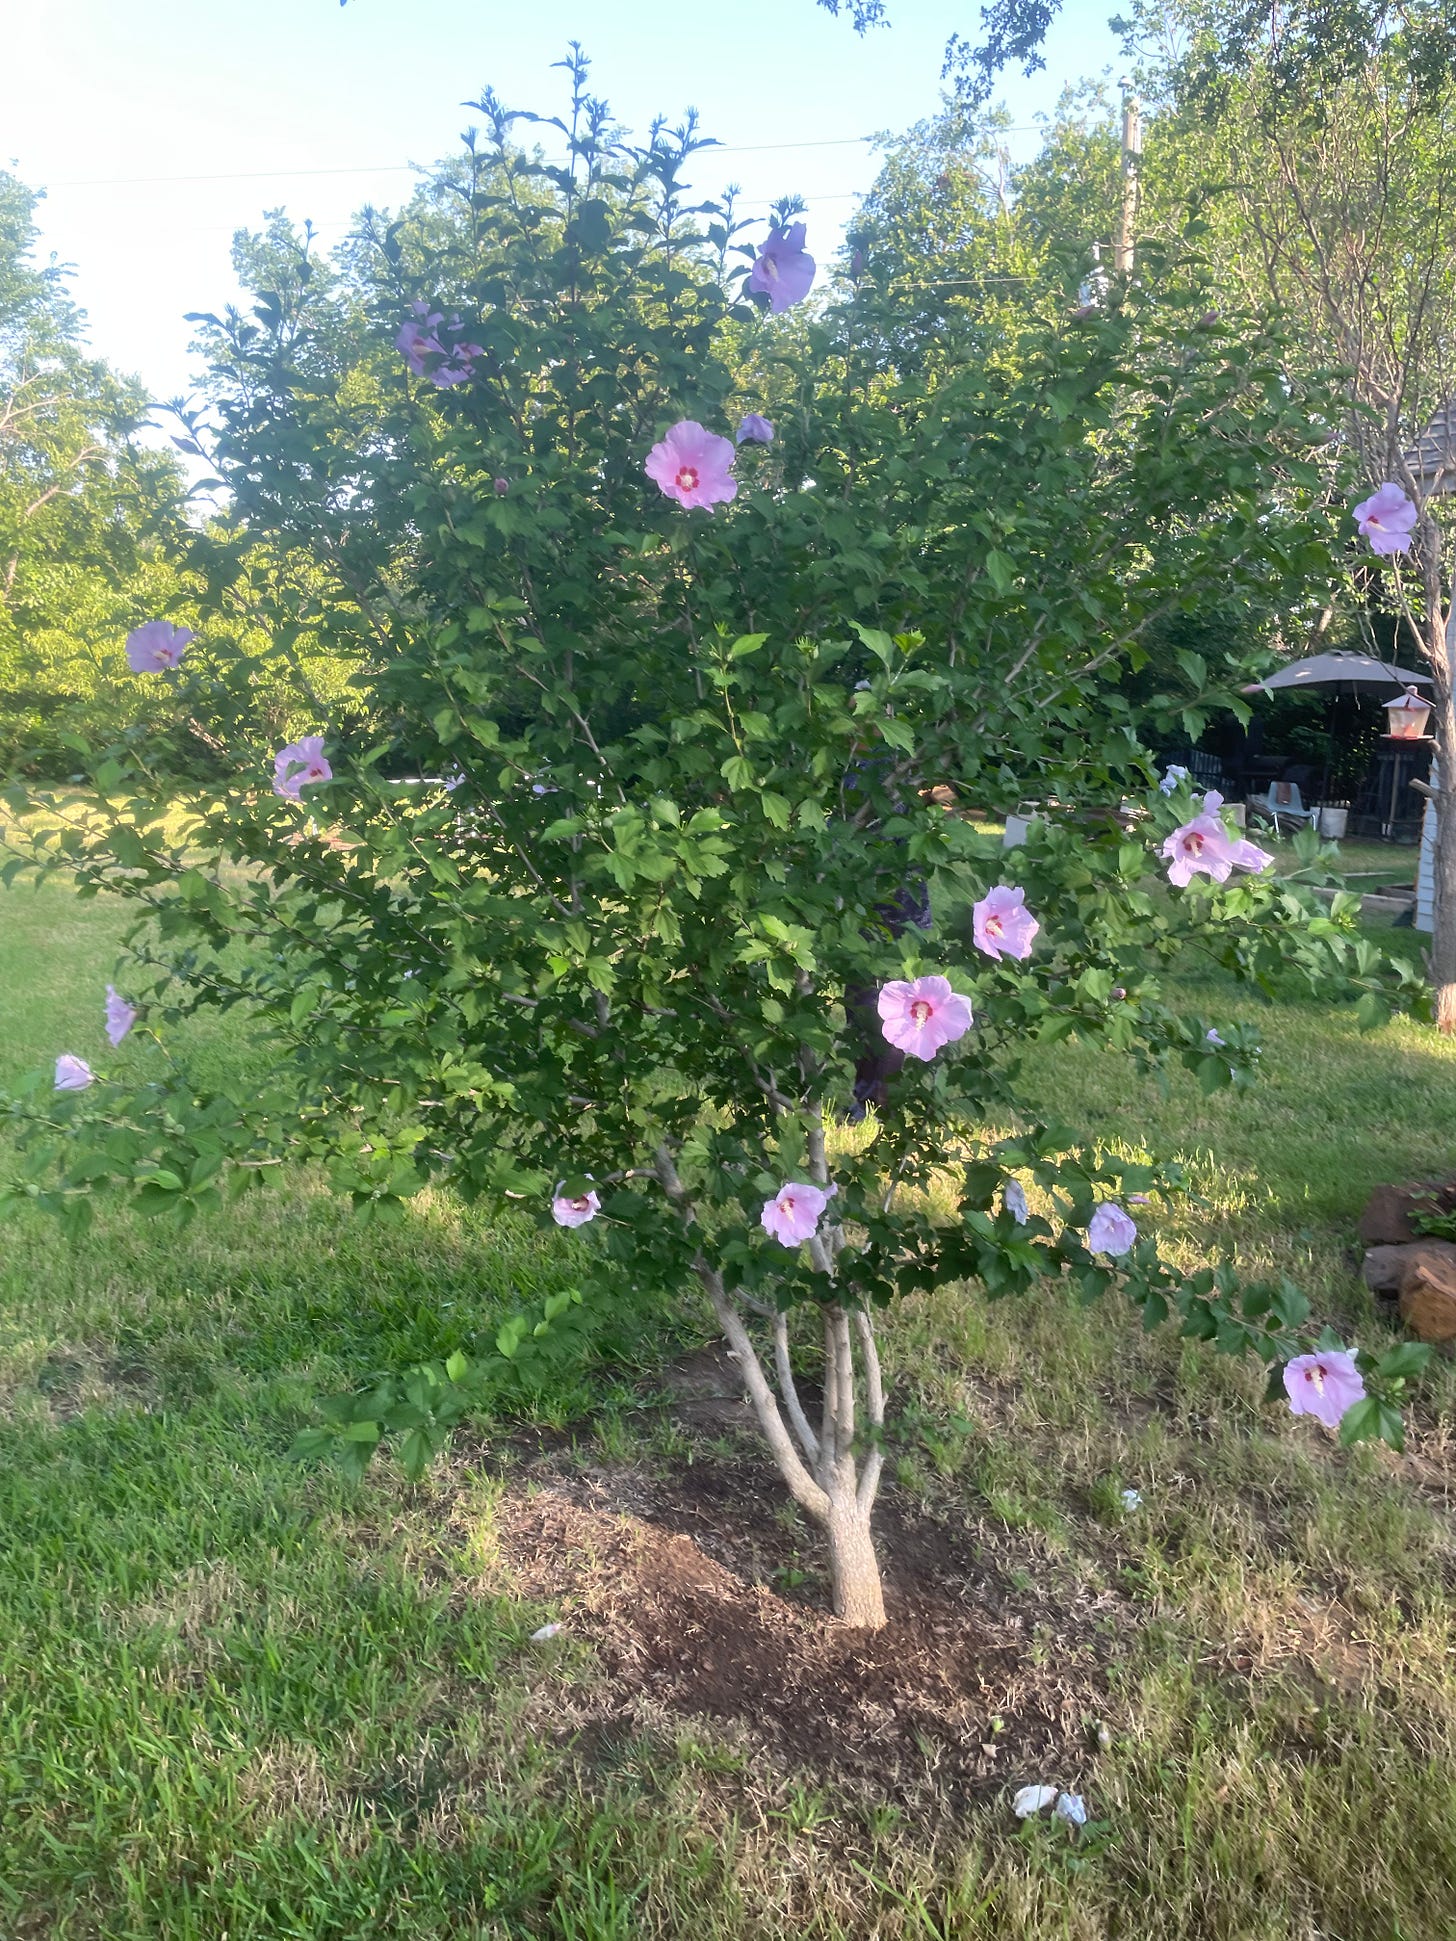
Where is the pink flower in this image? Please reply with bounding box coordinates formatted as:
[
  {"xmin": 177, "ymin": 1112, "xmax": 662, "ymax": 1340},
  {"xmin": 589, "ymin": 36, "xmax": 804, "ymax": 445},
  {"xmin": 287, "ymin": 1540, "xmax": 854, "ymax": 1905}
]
[
  {"xmin": 973, "ymin": 885, "xmax": 1039, "ymax": 962},
  {"xmin": 1087, "ymin": 1202, "xmax": 1137, "ymax": 1256},
  {"xmin": 877, "ymin": 975, "xmax": 973, "ymax": 1060},
  {"xmin": 748, "ymin": 222, "xmax": 816, "ymax": 313},
  {"xmin": 429, "ymin": 359, "xmax": 474, "ymax": 390},
  {"xmin": 1162, "ymin": 795, "xmax": 1239, "ymax": 886},
  {"xmin": 644, "ymin": 421, "xmax": 738, "ymax": 511},
  {"xmin": 395, "ymin": 318, "xmax": 442, "ymax": 375},
  {"xmin": 105, "ymin": 986, "xmax": 137, "ymax": 1048},
  {"xmin": 125, "ymin": 621, "xmax": 194, "ymax": 672},
  {"xmin": 493, "ymin": 477, "xmax": 510, "ymax": 495},
  {"xmin": 1004, "ymin": 1179, "xmax": 1029, "ymax": 1224},
  {"xmin": 551, "ymin": 1188, "xmax": 600, "ymax": 1228},
  {"xmin": 761, "ymin": 1180, "xmax": 834, "ymax": 1247},
  {"xmin": 1227, "ymin": 835, "xmax": 1275, "ymax": 873},
  {"xmin": 273, "ymin": 736, "xmax": 332, "ymax": 802},
  {"xmin": 1159, "ymin": 764, "xmax": 1190, "ymax": 795},
  {"xmin": 54, "ymin": 1054, "xmax": 95, "ymax": 1092},
  {"xmin": 1204, "ymin": 1027, "xmax": 1226, "ymax": 1049},
  {"xmin": 1353, "ymin": 482, "xmax": 1417, "ymax": 557},
  {"xmin": 1283, "ymin": 1349, "xmax": 1365, "ymax": 1430},
  {"xmin": 736, "ymin": 413, "xmax": 774, "ymax": 444}
]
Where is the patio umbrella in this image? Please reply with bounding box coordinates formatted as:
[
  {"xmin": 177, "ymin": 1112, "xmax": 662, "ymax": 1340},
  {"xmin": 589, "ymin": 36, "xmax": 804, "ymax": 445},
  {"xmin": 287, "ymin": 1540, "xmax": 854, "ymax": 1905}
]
[
  {"xmin": 1241, "ymin": 649, "xmax": 1432, "ymax": 694},
  {"xmin": 1241, "ymin": 649, "xmax": 1433, "ymax": 812}
]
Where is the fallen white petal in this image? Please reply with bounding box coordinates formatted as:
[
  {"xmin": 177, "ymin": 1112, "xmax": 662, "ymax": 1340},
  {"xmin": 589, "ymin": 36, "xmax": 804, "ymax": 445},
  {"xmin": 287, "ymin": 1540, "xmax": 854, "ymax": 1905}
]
[
  {"xmin": 530, "ymin": 1622, "xmax": 563, "ymax": 1642},
  {"xmin": 1120, "ymin": 1488, "xmax": 1143, "ymax": 1511},
  {"xmin": 1055, "ymin": 1792, "xmax": 1088, "ymax": 1826},
  {"xmin": 1013, "ymin": 1784, "xmax": 1058, "ymax": 1819}
]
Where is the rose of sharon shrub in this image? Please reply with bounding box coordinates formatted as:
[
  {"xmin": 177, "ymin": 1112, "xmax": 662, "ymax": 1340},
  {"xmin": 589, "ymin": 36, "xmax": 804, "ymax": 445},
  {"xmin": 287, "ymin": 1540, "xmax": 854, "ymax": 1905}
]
[{"xmin": 0, "ymin": 65, "xmax": 1429, "ymax": 1628}]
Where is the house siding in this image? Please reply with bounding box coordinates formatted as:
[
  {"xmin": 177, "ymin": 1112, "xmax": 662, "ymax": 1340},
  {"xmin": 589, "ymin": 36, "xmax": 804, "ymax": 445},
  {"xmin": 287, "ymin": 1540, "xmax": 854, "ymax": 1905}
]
[{"xmin": 1417, "ymin": 757, "xmax": 1438, "ymax": 933}]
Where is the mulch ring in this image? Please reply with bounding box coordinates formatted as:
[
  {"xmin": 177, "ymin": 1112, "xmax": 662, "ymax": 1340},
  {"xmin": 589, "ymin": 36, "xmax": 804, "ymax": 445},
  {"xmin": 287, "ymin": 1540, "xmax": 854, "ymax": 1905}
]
[{"xmin": 480, "ymin": 1350, "xmax": 1136, "ymax": 1818}]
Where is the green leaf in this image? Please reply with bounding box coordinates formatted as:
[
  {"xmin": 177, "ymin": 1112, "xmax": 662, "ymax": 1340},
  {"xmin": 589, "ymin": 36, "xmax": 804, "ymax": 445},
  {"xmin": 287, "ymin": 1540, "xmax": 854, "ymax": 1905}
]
[
  {"xmin": 1354, "ymin": 991, "xmax": 1387, "ymax": 1032},
  {"xmin": 1374, "ymin": 1341, "xmax": 1431, "ymax": 1381},
  {"xmin": 398, "ymin": 1426, "xmax": 436, "ymax": 1481}
]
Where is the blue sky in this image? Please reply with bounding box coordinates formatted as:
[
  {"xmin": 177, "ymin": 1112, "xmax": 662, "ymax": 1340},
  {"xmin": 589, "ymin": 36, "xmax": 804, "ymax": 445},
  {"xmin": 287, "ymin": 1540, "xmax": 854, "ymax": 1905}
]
[{"xmin": 4, "ymin": 0, "xmax": 1122, "ymax": 405}]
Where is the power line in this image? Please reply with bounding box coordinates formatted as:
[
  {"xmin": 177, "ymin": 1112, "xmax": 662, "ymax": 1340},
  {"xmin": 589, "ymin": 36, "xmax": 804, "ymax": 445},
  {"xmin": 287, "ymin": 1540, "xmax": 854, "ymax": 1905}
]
[{"xmin": 42, "ymin": 128, "xmax": 1044, "ymax": 194}]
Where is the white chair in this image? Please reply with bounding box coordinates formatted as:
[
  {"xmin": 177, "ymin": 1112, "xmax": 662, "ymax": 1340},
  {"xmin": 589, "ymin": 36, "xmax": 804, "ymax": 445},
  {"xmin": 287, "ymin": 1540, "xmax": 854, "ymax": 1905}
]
[{"xmin": 1249, "ymin": 781, "xmax": 1318, "ymax": 835}]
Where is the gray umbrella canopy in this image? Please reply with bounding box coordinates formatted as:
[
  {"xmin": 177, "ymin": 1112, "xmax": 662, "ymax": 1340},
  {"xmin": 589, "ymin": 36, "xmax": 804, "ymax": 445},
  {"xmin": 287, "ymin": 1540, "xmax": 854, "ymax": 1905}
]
[{"xmin": 1243, "ymin": 650, "xmax": 1433, "ymax": 694}]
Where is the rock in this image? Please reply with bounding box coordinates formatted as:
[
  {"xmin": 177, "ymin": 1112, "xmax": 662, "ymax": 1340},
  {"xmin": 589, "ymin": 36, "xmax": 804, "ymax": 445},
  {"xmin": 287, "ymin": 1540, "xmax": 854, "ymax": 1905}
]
[
  {"xmin": 1358, "ymin": 1180, "xmax": 1456, "ymax": 1246},
  {"xmin": 1362, "ymin": 1244, "xmax": 1420, "ymax": 1294},
  {"xmin": 1399, "ymin": 1247, "xmax": 1456, "ymax": 1345},
  {"xmin": 1359, "ymin": 1186, "xmax": 1422, "ymax": 1245}
]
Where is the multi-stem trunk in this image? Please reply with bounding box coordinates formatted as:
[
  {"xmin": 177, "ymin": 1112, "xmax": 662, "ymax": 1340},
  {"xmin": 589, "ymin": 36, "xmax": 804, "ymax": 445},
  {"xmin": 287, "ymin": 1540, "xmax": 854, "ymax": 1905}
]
[
  {"xmin": 653, "ymin": 1143, "xmax": 889, "ymax": 1628},
  {"xmin": 696, "ymin": 1261, "xmax": 888, "ymax": 1629}
]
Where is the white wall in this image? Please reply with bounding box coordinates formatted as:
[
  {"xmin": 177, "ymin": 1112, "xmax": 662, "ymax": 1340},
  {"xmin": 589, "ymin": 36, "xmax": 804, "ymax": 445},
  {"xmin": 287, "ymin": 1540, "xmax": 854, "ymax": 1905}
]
[{"xmin": 1417, "ymin": 758, "xmax": 1438, "ymax": 933}]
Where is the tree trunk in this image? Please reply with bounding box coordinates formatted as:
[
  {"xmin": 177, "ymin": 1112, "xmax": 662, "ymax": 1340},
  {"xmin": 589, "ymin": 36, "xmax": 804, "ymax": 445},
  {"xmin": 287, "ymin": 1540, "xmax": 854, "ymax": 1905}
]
[
  {"xmin": 824, "ymin": 1488, "xmax": 887, "ymax": 1628},
  {"xmin": 1427, "ymin": 601, "xmax": 1456, "ymax": 1033}
]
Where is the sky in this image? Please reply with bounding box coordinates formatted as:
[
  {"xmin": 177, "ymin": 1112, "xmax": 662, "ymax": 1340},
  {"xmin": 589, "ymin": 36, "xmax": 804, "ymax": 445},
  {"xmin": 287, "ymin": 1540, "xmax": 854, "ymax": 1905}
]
[{"xmin": 3, "ymin": 0, "xmax": 1123, "ymax": 409}]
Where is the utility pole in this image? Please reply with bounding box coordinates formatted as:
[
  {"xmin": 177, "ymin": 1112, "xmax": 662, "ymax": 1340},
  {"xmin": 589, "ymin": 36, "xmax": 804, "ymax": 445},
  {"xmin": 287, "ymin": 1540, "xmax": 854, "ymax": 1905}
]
[{"xmin": 1114, "ymin": 78, "xmax": 1142, "ymax": 275}]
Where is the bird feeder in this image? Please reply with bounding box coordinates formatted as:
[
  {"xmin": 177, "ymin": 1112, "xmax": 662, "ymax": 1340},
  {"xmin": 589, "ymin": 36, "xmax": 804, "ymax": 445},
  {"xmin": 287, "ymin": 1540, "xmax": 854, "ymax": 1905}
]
[{"xmin": 1385, "ymin": 686, "xmax": 1433, "ymax": 740}]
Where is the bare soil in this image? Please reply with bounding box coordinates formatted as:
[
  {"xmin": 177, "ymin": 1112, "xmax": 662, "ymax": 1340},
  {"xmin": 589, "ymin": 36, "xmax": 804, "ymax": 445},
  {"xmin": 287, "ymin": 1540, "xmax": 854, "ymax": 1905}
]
[{"xmin": 479, "ymin": 1346, "xmax": 1136, "ymax": 1817}]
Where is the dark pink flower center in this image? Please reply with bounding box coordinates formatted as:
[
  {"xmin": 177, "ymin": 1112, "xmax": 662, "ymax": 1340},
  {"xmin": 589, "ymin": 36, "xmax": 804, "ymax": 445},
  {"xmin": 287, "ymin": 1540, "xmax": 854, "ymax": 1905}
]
[
  {"xmin": 986, "ymin": 914, "xmax": 1004, "ymax": 936},
  {"xmin": 1307, "ymin": 1363, "xmax": 1327, "ymax": 1392},
  {"xmin": 569, "ymin": 1196, "xmax": 590, "ymax": 1212},
  {"xmin": 910, "ymin": 999, "xmax": 933, "ymax": 1025},
  {"xmin": 1185, "ymin": 832, "xmax": 1204, "ymax": 854},
  {"xmin": 675, "ymin": 465, "xmax": 699, "ymax": 492}
]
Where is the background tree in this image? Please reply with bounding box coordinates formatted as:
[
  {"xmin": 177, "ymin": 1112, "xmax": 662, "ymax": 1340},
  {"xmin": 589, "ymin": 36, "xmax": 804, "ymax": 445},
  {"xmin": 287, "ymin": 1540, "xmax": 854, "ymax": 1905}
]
[
  {"xmin": 0, "ymin": 172, "xmax": 192, "ymax": 775},
  {"xmin": 1108, "ymin": 3, "xmax": 1456, "ymax": 1023}
]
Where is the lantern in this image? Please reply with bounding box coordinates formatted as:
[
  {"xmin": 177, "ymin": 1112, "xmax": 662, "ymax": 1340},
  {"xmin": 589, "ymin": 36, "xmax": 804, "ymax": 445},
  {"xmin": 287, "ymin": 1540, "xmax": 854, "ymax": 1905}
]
[{"xmin": 1385, "ymin": 685, "xmax": 1433, "ymax": 740}]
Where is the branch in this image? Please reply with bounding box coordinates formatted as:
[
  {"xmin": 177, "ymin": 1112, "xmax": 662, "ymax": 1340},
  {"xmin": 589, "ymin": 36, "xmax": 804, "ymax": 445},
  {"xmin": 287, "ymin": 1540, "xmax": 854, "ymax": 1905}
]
[
  {"xmin": 772, "ymin": 1310, "xmax": 821, "ymax": 1463},
  {"xmin": 696, "ymin": 1258, "xmax": 829, "ymax": 1520},
  {"xmin": 854, "ymin": 1306, "xmax": 886, "ymax": 1513}
]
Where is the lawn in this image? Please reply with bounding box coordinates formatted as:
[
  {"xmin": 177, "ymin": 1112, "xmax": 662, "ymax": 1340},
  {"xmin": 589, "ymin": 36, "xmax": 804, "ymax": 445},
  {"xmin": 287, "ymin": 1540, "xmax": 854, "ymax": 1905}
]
[{"xmin": 2, "ymin": 871, "xmax": 1455, "ymax": 1939}]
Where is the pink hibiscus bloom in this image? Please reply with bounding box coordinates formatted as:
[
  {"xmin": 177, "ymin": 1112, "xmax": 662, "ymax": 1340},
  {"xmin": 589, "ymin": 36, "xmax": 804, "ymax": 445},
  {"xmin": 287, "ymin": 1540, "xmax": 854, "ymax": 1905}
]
[
  {"xmin": 273, "ymin": 736, "xmax": 332, "ymax": 802},
  {"xmin": 1162, "ymin": 793, "xmax": 1240, "ymax": 886},
  {"xmin": 551, "ymin": 1188, "xmax": 600, "ymax": 1229},
  {"xmin": 105, "ymin": 985, "xmax": 137, "ymax": 1048},
  {"xmin": 973, "ymin": 885, "xmax": 1039, "ymax": 962},
  {"xmin": 761, "ymin": 1180, "xmax": 834, "ymax": 1247},
  {"xmin": 54, "ymin": 1054, "xmax": 95, "ymax": 1092},
  {"xmin": 1283, "ymin": 1349, "xmax": 1365, "ymax": 1430},
  {"xmin": 877, "ymin": 975, "xmax": 973, "ymax": 1060},
  {"xmin": 1227, "ymin": 835, "xmax": 1275, "ymax": 874},
  {"xmin": 125, "ymin": 621, "xmax": 195, "ymax": 672},
  {"xmin": 748, "ymin": 222, "xmax": 816, "ymax": 313},
  {"xmin": 1352, "ymin": 482, "xmax": 1417, "ymax": 557},
  {"xmin": 395, "ymin": 317, "xmax": 442, "ymax": 375},
  {"xmin": 736, "ymin": 413, "xmax": 774, "ymax": 444},
  {"xmin": 1087, "ymin": 1202, "xmax": 1137, "ymax": 1256},
  {"xmin": 644, "ymin": 421, "xmax": 738, "ymax": 510}
]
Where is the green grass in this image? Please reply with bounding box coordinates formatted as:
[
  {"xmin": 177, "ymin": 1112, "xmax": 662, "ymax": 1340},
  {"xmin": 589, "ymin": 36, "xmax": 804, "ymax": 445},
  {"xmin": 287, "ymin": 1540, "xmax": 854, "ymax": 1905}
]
[
  {"xmin": 1262, "ymin": 831, "xmax": 1421, "ymax": 895},
  {"xmin": 2, "ymin": 874, "xmax": 1455, "ymax": 1939}
]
